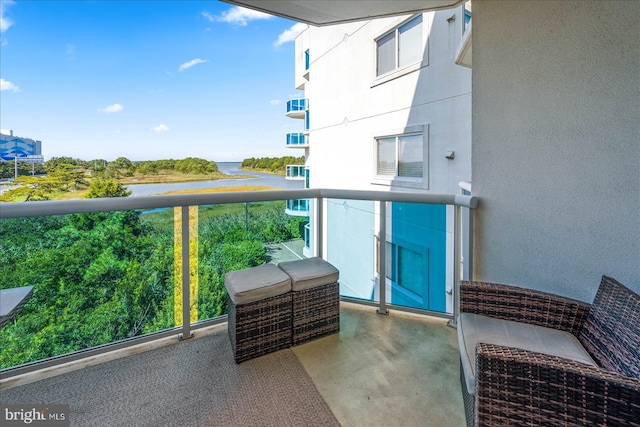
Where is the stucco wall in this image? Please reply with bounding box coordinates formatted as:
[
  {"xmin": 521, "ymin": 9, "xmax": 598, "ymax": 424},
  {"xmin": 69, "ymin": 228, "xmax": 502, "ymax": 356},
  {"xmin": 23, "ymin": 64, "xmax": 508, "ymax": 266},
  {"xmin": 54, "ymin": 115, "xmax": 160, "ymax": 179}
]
[
  {"xmin": 472, "ymin": 1, "xmax": 640, "ymax": 299},
  {"xmin": 302, "ymin": 9, "xmax": 471, "ymax": 194}
]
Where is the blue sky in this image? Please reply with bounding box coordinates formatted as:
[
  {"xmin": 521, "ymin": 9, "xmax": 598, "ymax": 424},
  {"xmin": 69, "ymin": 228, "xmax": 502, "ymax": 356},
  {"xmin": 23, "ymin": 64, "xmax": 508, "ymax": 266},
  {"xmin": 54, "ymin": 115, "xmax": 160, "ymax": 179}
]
[{"xmin": 0, "ymin": 0, "xmax": 307, "ymax": 162}]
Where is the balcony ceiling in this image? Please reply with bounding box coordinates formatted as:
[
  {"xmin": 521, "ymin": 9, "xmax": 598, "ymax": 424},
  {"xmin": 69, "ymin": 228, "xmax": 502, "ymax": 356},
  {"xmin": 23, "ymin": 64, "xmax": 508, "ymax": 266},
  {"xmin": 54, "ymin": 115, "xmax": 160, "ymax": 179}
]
[{"xmin": 222, "ymin": 0, "xmax": 465, "ymax": 26}]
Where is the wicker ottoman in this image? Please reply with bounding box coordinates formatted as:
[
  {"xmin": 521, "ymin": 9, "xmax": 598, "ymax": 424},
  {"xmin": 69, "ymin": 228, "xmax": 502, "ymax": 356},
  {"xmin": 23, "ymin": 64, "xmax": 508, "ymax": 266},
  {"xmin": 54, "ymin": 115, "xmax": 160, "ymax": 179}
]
[
  {"xmin": 278, "ymin": 257, "xmax": 340, "ymax": 346},
  {"xmin": 225, "ymin": 263, "xmax": 292, "ymax": 363}
]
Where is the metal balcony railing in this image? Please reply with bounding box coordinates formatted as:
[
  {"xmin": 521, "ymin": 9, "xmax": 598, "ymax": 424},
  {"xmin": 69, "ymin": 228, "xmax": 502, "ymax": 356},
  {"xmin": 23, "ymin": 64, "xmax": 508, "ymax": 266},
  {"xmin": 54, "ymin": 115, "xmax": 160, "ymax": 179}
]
[
  {"xmin": 285, "ymin": 198, "xmax": 310, "ymax": 216},
  {"xmin": 0, "ymin": 189, "xmax": 477, "ymax": 378},
  {"xmin": 286, "ymin": 99, "xmax": 307, "ymax": 118},
  {"xmin": 286, "ymin": 133, "xmax": 308, "ymax": 148},
  {"xmin": 285, "ymin": 165, "xmax": 306, "ymax": 180}
]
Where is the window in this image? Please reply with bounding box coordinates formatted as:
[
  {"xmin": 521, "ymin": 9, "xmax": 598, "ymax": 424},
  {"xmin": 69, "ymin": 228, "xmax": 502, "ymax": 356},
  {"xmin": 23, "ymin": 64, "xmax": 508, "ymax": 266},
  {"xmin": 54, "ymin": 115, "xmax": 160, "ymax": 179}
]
[
  {"xmin": 376, "ymin": 133, "xmax": 423, "ymax": 179},
  {"xmin": 374, "ymin": 126, "xmax": 427, "ymax": 188},
  {"xmin": 304, "ymin": 49, "xmax": 309, "ymax": 70},
  {"xmin": 376, "ymin": 15, "xmax": 423, "ymax": 77}
]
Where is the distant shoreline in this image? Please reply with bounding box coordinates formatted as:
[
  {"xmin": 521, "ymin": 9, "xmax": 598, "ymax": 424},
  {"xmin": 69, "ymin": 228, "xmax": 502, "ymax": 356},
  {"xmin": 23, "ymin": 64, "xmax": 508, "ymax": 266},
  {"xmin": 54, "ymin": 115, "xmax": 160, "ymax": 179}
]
[
  {"xmin": 160, "ymin": 185, "xmax": 281, "ymax": 195},
  {"xmin": 238, "ymin": 166, "xmax": 285, "ymax": 176},
  {"xmin": 0, "ymin": 161, "xmax": 296, "ymax": 202},
  {"xmin": 118, "ymin": 172, "xmax": 254, "ymax": 186}
]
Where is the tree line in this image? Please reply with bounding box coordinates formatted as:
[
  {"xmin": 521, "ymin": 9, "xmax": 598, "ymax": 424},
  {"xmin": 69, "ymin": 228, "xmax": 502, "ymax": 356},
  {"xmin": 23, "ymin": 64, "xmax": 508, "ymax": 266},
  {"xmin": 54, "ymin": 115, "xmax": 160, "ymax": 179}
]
[
  {"xmin": 1, "ymin": 156, "xmax": 219, "ymax": 180},
  {"xmin": 241, "ymin": 156, "xmax": 304, "ymax": 173},
  {"xmin": 2, "ymin": 155, "xmax": 305, "ymax": 181},
  {"xmin": 0, "ymin": 156, "xmax": 220, "ymax": 202},
  {"xmin": 1, "ymin": 155, "xmax": 305, "ymax": 202},
  {"xmin": 0, "ymin": 161, "xmax": 46, "ymax": 179}
]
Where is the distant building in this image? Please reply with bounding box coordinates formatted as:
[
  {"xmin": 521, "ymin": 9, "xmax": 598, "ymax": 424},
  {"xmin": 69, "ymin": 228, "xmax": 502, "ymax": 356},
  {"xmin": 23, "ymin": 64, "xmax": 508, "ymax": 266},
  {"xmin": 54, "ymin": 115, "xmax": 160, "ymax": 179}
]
[
  {"xmin": 0, "ymin": 130, "xmax": 44, "ymax": 164},
  {"xmin": 285, "ymin": 4, "xmax": 472, "ymax": 314}
]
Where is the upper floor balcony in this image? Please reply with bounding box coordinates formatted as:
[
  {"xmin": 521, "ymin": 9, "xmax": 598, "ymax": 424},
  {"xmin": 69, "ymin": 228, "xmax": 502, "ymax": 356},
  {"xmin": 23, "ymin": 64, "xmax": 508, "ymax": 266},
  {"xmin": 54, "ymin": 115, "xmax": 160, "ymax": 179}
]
[
  {"xmin": 285, "ymin": 165, "xmax": 306, "ymax": 180},
  {"xmin": 285, "ymin": 198, "xmax": 310, "ymax": 216},
  {"xmin": 286, "ymin": 99, "xmax": 308, "ymax": 119},
  {"xmin": 286, "ymin": 132, "xmax": 308, "ymax": 148}
]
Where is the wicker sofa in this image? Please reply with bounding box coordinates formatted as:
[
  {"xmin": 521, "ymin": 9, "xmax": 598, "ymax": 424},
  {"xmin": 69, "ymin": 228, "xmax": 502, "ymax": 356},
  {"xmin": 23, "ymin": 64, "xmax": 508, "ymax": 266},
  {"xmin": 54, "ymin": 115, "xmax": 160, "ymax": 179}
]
[{"xmin": 458, "ymin": 275, "xmax": 640, "ymax": 427}]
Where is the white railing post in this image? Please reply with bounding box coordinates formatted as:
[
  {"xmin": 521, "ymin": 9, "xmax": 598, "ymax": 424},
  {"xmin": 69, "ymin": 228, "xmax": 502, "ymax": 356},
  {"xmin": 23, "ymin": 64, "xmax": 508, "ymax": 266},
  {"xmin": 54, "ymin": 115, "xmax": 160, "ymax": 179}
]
[
  {"xmin": 448, "ymin": 203, "xmax": 473, "ymax": 329},
  {"xmin": 316, "ymin": 197, "xmax": 324, "ymax": 258},
  {"xmin": 462, "ymin": 205, "xmax": 473, "ymax": 282},
  {"xmin": 448, "ymin": 205, "xmax": 462, "ymax": 328},
  {"xmin": 377, "ymin": 200, "xmax": 388, "ymax": 315},
  {"xmin": 180, "ymin": 205, "xmax": 193, "ymax": 340}
]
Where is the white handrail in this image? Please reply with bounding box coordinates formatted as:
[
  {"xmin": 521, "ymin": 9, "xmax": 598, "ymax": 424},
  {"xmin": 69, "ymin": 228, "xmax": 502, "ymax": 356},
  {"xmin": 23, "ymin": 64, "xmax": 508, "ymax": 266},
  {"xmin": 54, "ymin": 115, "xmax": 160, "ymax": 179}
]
[{"xmin": 0, "ymin": 188, "xmax": 478, "ymax": 218}]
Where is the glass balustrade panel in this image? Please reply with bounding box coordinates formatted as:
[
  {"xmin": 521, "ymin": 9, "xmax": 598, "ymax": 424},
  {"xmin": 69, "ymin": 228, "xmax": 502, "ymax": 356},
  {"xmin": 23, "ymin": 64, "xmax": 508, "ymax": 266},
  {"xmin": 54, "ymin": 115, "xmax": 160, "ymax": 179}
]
[
  {"xmin": 326, "ymin": 199, "xmax": 378, "ymax": 303},
  {"xmin": 0, "ymin": 209, "xmax": 175, "ymax": 369},
  {"xmin": 384, "ymin": 202, "xmax": 450, "ymax": 314},
  {"xmin": 324, "ymin": 200, "xmax": 451, "ymax": 314},
  {"xmin": 196, "ymin": 201, "xmax": 308, "ymax": 322}
]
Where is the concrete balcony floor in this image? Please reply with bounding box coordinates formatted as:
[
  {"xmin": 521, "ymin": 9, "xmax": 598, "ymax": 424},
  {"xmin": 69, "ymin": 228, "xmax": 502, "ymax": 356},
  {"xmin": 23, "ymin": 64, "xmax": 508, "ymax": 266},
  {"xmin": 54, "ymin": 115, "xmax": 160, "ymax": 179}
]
[
  {"xmin": 295, "ymin": 303, "xmax": 465, "ymax": 427},
  {"xmin": 1, "ymin": 303, "xmax": 465, "ymax": 426}
]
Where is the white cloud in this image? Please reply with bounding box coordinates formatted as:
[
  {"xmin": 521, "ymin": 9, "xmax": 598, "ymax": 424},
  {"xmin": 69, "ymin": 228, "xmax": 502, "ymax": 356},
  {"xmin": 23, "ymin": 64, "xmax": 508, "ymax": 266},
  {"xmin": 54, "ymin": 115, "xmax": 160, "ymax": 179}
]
[
  {"xmin": 216, "ymin": 6, "xmax": 273, "ymax": 26},
  {"xmin": 201, "ymin": 11, "xmax": 215, "ymax": 23},
  {"xmin": 0, "ymin": 0, "xmax": 15, "ymax": 33},
  {"xmin": 0, "ymin": 78, "xmax": 19, "ymax": 92},
  {"xmin": 270, "ymin": 99, "xmax": 280, "ymax": 106},
  {"xmin": 152, "ymin": 124, "xmax": 169, "ymax": 132},
  {"xmin": 274, "ymin": 22, "xmax": 307, "ymax": 47},
  {"xmin": 66, "ymin": 43, "xmax": 75, "ymax": 56},
  {"xmin": 178, "ymin": 58, "xmax": 206, "ymax": 72},
  {"xmin": 99, "ymin": 103, "xmax": 123, "ymax": 113}
]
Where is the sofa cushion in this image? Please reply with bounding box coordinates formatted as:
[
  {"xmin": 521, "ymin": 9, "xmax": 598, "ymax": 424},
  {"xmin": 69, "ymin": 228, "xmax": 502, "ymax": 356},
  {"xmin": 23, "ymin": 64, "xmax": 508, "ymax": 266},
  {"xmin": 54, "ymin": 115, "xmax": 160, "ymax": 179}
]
[
  {"xmin": 225, "ymin": 263, "xmax": 291, "ymax": 305},
  {"xmin": 458, "ymin": 312, "xmax": 597, "ymax": 395}
]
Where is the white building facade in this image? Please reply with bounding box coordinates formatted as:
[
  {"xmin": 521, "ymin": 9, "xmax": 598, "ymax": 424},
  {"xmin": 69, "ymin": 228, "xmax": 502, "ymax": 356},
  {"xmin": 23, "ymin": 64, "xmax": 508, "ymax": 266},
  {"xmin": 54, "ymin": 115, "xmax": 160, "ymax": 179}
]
[{"xmin": 287, "ymin": 5, "xmax": 472, "ymax": 314}]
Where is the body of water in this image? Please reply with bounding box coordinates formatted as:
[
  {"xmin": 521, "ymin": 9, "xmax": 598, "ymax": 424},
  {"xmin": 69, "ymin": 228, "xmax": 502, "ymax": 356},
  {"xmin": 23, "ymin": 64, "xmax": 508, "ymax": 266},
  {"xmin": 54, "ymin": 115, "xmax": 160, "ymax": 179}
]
[{"xmin": 126, "ymin": 162, "xmax": 304, "ymax": 197}]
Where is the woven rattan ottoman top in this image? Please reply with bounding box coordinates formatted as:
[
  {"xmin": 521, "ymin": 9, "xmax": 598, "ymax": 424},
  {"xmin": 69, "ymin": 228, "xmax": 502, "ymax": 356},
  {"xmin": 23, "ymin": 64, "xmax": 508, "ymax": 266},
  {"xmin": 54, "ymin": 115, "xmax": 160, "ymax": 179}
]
[
  {"xmin": 278, "ymin": 257, "xmax": 339, "ymax": 291},
  {"xmin": 225, "ymin": 263, "xmax": 291, "ymax": 305}
]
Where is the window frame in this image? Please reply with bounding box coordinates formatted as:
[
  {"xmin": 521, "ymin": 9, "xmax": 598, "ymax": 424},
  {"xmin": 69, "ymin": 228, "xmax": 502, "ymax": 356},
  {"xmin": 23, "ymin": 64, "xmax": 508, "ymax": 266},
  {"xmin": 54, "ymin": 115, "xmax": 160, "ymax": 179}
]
[
  {"xmin": 372, "ymin": 124, "xmax": 429, "ymax": 190},
  {"xmin": 373, "ymin": 14, "xmax": 427, "ymax": 86}
]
